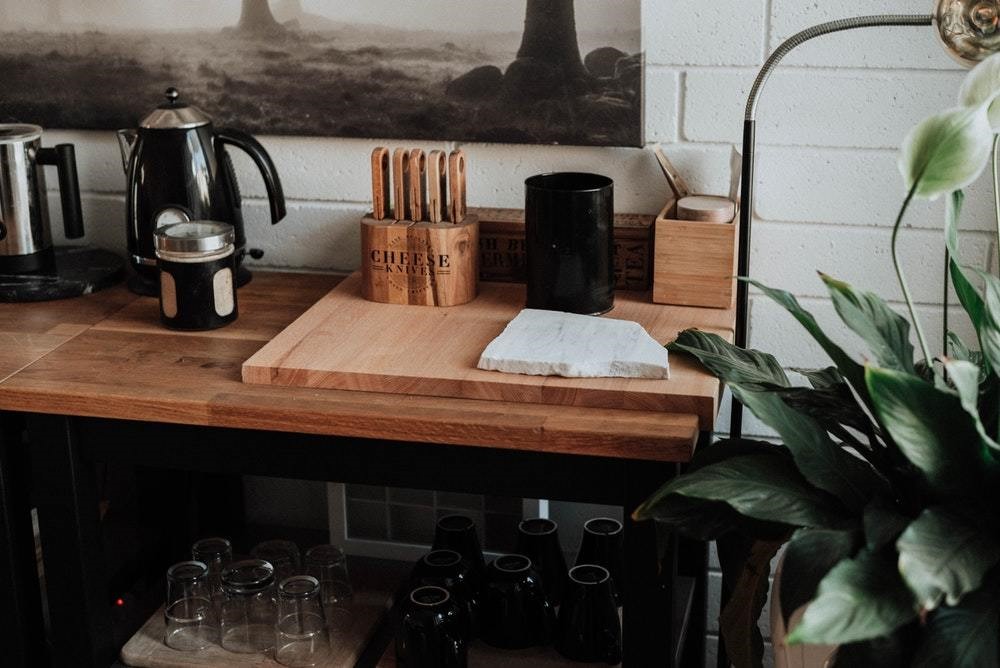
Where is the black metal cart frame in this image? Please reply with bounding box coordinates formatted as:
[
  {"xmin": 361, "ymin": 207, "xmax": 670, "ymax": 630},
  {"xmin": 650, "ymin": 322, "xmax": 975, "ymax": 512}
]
[{"xmin": 1, "ymin": 410, "xmax": 709, "ymax": 668}]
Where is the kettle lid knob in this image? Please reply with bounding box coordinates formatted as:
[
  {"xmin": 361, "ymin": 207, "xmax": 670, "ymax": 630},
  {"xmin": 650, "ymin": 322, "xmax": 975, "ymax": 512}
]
[{"xmin": 141, "ymin": 87, "xmax": 211, "ymax": 129}]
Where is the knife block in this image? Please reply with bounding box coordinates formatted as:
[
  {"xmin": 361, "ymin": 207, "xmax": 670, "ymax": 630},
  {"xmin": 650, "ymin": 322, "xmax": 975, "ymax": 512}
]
[
  {"xmin": 360, "ymin": 214, "xmax": 479, "ymax": 306},
  {"xmin": 653, "ymin": 198, "xmax": 739, "ymax": 309}
]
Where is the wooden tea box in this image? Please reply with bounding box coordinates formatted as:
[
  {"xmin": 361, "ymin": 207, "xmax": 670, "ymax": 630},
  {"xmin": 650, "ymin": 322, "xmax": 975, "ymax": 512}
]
[
  {"xmin": 652, "ymin": 199, "xmax": 739, "ymax": 309},
  {"xmin": 470, "ymin": 207, "xmax": 653, "ymax": 290}
]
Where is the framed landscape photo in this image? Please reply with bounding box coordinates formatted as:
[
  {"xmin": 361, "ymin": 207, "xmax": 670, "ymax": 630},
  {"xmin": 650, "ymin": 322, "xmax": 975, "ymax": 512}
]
[{"xmin": 0, "ymin": 0, "xmax": 642, "ymax": 146}]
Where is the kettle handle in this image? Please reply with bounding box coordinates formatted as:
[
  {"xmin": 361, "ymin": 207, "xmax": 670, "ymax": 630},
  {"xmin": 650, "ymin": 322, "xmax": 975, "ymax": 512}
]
[
  {"xmin": 37, "ymin": 144, "xmax": 85, "ymax": 239},
  {"xmin": 215, "ymin": 128, "xmax": 287, "ymax": 225}
]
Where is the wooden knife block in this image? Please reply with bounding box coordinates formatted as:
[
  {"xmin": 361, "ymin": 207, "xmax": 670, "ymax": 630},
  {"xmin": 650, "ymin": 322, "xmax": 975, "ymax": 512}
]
[{"xmin": 360, "ymin": 214, "xmax": 479, "ymax": 306}]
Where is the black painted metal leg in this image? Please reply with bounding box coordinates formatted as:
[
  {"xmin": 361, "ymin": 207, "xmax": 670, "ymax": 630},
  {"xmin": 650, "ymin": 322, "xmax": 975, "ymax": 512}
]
[
  {"xmin": 623, "ymin": 460, "xmax": 675, "ymax": 667},
  {"xmin": 679, "ymin": 537, "xmax": 709, "ymax": 668},
  {"xmin": 29, "ymin": 414, "xmax": 114, "ymax": 668},
  {"xmin": 0, "ymin": 412, "xmax": 46, "ymax": 667}
]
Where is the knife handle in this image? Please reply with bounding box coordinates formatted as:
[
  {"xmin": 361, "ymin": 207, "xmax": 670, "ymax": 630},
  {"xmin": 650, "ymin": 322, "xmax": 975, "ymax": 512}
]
[
  {"xmin": 392, "ymin": 148, "xmax": 411, "ymax": 221},
  {"xmin": 408, "ymin": 149, "xmax": 428, "ymax": 222},
  {"xmin": 448, "ymin": 150, "xmax": 467, "ymax": 224},
  {"xmin": 371, "ymin": 147, "xmax": 390, "ymax": 220},
  {"xmin": 427, "ymin": 150, "xmax": 448, "ymax": 223}
]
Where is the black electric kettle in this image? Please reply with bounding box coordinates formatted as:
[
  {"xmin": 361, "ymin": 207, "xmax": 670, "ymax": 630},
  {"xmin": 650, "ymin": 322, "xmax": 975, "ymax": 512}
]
[{"xmin": 117, "ymin": 87, "xmax": 286, "ymax": 295}]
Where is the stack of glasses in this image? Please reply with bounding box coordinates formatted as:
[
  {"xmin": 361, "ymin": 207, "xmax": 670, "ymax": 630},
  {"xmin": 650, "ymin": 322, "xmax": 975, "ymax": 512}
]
[
  {"xmin": 396, "ymin": 515, "xmax": 625, "ymax": 666},
  {"xmin": 163, "ymin": 537, "xmax": 353, "ymax": 667}
]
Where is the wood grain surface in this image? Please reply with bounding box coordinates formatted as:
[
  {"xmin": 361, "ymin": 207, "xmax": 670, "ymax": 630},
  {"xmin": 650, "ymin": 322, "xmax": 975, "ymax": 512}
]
[
  {"xmin": 653, "ymin": 200, "xmax": 739, "ymax": 309},
  {"xmin": 0, "ymin": 283, "xmax": 134, "ymax": 381},
  {"xmin": 244, "ymin": 273, "xmax": 733, "ymax": 427},
  {"xmin": 0, "ymin": 272, "xmax": 706, "ymax": 462},
  {"xmin": 360, "ymin": 216, "xmax": 479, "ymax": 307}
]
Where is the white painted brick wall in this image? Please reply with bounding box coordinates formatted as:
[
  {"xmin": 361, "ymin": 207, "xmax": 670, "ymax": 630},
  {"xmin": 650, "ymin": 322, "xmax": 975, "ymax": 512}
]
[{"xmin": 38, "ymin": 3, "xmax": 996, "ymax": 666}]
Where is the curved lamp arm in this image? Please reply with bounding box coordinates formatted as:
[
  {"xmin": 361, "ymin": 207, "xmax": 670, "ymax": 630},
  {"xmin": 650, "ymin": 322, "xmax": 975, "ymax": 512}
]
[{"xmin": 730, "ymin": 15, "xmax": 933, "ymax": 440}]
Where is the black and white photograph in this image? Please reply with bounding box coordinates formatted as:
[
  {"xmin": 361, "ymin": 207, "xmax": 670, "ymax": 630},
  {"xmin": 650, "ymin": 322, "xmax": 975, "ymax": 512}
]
[{"xmin": 0, "ymin": 0, "xmax": 642, "ymax": 146}]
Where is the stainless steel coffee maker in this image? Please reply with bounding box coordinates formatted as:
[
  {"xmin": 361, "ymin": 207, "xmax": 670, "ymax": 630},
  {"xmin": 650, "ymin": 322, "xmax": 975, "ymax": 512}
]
[{"xmin": 0, "ymin": 124, "xmax": 84, "ymax": 273}]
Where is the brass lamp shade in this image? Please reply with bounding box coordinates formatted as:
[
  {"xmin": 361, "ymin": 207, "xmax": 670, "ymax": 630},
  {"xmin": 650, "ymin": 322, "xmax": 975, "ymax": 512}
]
[{"xmin": 935, "ymin": 0, "xmax": 1000, "ymax": 67}]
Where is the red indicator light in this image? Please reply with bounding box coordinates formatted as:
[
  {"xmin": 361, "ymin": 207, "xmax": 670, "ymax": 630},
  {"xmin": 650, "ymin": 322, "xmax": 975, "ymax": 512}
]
[{"xmin": 115, "ymin": 598, "xmax": 125, "ymax": 607}]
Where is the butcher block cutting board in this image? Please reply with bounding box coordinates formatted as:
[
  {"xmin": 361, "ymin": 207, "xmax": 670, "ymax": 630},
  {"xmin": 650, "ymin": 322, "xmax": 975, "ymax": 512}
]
[{"xmin": 242, "ymin": 272, "xmax": 734, "ymax": 427}]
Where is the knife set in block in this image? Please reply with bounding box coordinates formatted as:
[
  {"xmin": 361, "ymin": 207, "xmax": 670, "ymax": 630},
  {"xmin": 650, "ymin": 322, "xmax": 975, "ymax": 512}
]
[{"xmin": 361, "ymin": 147, "xmax": 478, "ymax": 307}]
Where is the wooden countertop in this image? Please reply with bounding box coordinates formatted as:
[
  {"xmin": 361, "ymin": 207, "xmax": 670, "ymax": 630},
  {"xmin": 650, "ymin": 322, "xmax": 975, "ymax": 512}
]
[{"xmin": 0, "ymin": 272, "xmax": 731, "ymax": 463}]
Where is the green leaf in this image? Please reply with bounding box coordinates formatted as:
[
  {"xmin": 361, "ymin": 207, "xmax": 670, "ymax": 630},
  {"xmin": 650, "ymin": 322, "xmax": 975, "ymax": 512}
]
[
  {"xmin": 719, "ymin": 538, "xmax": 787, "ymax": 668},
  {"xmin": 792, "ymin": 366, "xmax": 845, "ymax": 389},
  {"xmin": 863, "ymin": 498, "xmax": 911, "ymax": 551},
  {"xmin": 668, "ymin": 329, "xmax": 788, "ymax": 390},
  {"xmin": 912, "ymin": 586, "xmax": 1000, "ymax": 668},
  {"xmin": 820, "ymin": 274, "xmax": 915, "ymax": 373},
  {"xmin": 944, "ymin": 191, "xmax": 1000, "ymax": 378},
  {"xmin": 639, "ymin": 493, "xmax": 791, "ymax": 542},
  {"xmin": 667, "ymin": 329, "xmax": 885, "ymax": 511},
  {"xmin": 898, "ymin": 106, "xmax": 992, "ymax": 199},
  {"xmin": 958, "ymin": 51, "xmax": 1000, "ymax": 130},
  {"xmin": 830, "ymin": 623, "xmax": 920, "ymax": 668},
  {"xmin": 977, "ymin": 270, "xmax": 1000, "ymax": 383},
  {"xmin": 779, "ymin": 528, "xmax": 861, "ymax": 628},
  {"xmin": 730, "ymin": 386, "xmax": 884, "ymax": 512},
  {"xmin": 745, "ymin": 280, "xmax": 868, "ymax": 396},
  {"xmin": 635, "ymin": 454, "xmax": 851, "ymax": 528},
  {"xmin": 634, "ymin": 439, "xmax": 796, "ymax": 541},
  {"xmin": 767, "ymin": 385, "xmax": 875, "ymax": 443},
  {"xmin": 865, "ymin": 366, "xmax": 987, "ymax": 496},
  {"xmin": 947, "ymin": 331, "xmax": 973, "ymax": 361},
  {"xmin": 941, "ymin": 358, "xmax": 1000, "ymax": 453},
  {"xmin": 787, "ymin": 548, "xmax": 917, "ymax": 645},
  {"xmin": 896, "ymin": 507, "xmax": 1000, "ymax": 609}
]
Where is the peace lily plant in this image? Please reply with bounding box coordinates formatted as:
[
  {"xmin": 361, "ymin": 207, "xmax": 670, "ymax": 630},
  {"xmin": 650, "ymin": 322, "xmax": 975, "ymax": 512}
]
[{"xmin": 635, "ymin": 54, "xmax": 1000, "ymax": 667}]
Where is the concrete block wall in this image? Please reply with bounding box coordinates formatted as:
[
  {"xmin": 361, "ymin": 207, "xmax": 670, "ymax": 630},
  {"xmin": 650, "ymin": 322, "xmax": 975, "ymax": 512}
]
[{"xmin": 38, "ymin": 1, "xmax": 993, "ymax": 666}]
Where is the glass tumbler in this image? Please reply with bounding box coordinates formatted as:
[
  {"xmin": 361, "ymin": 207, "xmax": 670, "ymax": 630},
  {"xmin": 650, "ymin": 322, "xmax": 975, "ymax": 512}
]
[
  {"xmin": 304, "ymin": 545, "xmax": 353, "ymax": 606},
  {"xmin": 275, "ymin": 576, "xmax": 332, "ymax": 668},
  {"xmin": 220, "ymin": 559, "xmax": 277, "ymax": 654},
  {"xmin": 252, "ymin": 539, "xmax": 301, "ymax": 583},
  {"xmin": 192, "ymin": 536, "xmax": 233, "ymax": 598},
  {"xmin": 164, "ymin": 560, "xmax": 216, "ymax": 651}
]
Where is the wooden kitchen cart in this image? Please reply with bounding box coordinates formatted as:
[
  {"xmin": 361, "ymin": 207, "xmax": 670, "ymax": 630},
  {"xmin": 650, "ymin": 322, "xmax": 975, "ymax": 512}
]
[{"xmin": 0, "ymin": 271, "xmax": 735, "ymax": 668}]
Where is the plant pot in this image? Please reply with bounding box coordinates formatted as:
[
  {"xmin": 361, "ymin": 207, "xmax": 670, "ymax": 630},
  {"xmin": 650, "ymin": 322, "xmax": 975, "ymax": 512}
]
[{"xmin": 771, "ymin": 555, "xmax": 838, "ymax": 668}]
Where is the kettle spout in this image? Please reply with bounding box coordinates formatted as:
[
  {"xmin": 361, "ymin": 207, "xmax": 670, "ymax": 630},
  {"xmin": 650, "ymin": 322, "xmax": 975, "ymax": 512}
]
[{"xmin": 116, "ymin": 129, "xmax": 137, "ymax": 173}]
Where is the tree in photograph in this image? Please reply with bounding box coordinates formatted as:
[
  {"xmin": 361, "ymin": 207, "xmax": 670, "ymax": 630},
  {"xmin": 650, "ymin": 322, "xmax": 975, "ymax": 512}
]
[
  {"xmin": 238, "ymin": 0, "xmax": 283, "ymax": 34},
  {"xmin": 515, "ymin": 0, "xmax": 587, "ymax": 81}
]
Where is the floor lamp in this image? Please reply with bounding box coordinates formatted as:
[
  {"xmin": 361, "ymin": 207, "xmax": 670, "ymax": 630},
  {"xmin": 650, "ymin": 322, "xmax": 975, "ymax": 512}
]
[{"xmin": 729, "ymin": 1, "xmax": 1000, "ymax": 440}]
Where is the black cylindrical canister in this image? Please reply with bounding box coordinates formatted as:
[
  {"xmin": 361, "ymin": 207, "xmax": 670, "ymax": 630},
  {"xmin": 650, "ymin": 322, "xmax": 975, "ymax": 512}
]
[
  {"xmin": 524, "ymin": 173, "xmax": 614, "ymax": 315},
  {"xmin": 155, "ymin": 221, "xmax": 238, "ymax": 331}
]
